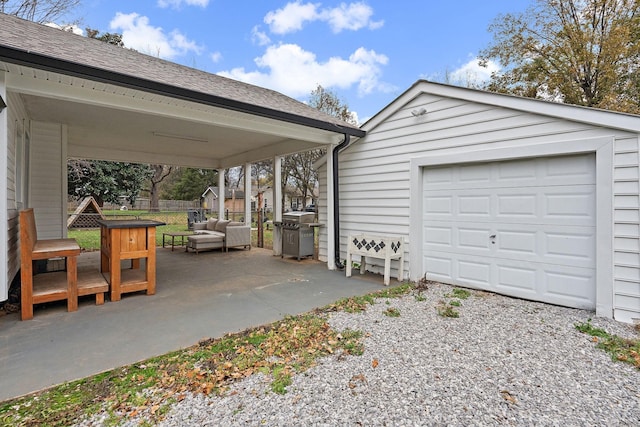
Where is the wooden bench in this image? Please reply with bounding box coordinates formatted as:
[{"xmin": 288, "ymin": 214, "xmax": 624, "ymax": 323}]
[
  {"xmin": 346, "ymin": 234, "xmax": 404, "ymax": 286},
  {"xmin": 20, "ymin": 208, "xmax": 108, "ymax": 320}
]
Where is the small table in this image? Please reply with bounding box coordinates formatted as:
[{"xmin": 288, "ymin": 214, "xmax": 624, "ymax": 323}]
[
  {"xmin": 163, "ymin": 231, "xmax": 194, "ymax": 251},
  {"xmin": 97, "ymin": 219, "xmax": 165, "ymax": 301}
]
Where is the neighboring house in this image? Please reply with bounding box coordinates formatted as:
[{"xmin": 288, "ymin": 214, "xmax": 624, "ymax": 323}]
[
  {"xmin": 318, "ymin": 80, "xmax": 640, "ymax": 323},
  {"xmin": 0, "ymin": 14, "xmax": 363, "ymax": 302},
  {"xmin": 251, "ymin": 186, "xmax": 274, "ymax": 213},
  {"xmin": 201, "ymin": 186, "xmax": 245, "ymax": 214},
  {"xmin": 283, "ymin": 185, "xmax": 318, "ymax": 211}
]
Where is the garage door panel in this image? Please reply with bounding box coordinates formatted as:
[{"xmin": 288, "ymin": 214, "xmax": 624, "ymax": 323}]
[
  {"xmin": 458, "ymin": 227, "xmax": 492, "ymax": 250},
  {"xmin": 542, "ymin": 155, "xmax": 595, "ymax": 183},
  {"xmin": 497, "ymin": 158, "xmax": 538, "ymax": 182},
  {"xmin": 496, "ymin": 264, "xmax": 537, "ymax": 292},
  {"xmin": 544, "ymin": 270, "xmax": 595, "ymax": 308},
  {"xmin": 423, "ymin": 153, "xmax": 596, "ymax": 310},
  {"xmin": 424, "ymin": 255, "xmax": 453, "ymax": 281},
  {"xmin": 459, "ymin": 163, "xmax": 492, "ymax": 184},
  {"xmin": 423, "ymin": 167, "xmax": 454, "ymax": 188},
  {"xmin": 497, "ymin": 230, "xmax": 537, "ymax": 255},
  {"xmin": 424, "ymin": 195, "xmax": 452, "ymax": 215},
  {"xmin": 544, "ymin": 190, "xmax": 595, "ymax": 221},
  {"xmin": 458, "ymin": 259, "xmax": 491, "ymax": 287},
  {"xmin": 545, "ymin": 231, "xmax": 595, "ymax": 263},
  {"xmin": 458, "ymin": 195, "xmax": 491, "ymax": 217},
  {"xmin": 497, "ymin": 194, "xmax": 537, "ymax": 218},
  {"xmin": 424, "ymin": 225, "xmax": 452, "ymax": 247}
]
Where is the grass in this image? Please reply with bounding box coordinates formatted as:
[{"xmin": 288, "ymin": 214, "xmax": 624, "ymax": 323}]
[
  {"xmin": 67, "ymin": 210, "xmax": 276, "ymax": 251},
  {"xmin": 446, "ymin": 288, "xmax": 471, "ymax": 300},
  {"xmin": 321, "ymin": 283, "xmax": 414, "ymax": 314},
  {"xmin": 383, "ymin": 307, "xmax": 401, "ymax": 317},
  {"xmin": 575, "ymin": 320, "xmax": 640, "ymax": 369},
  {"xmin": 0, "ymin": 284, "xmax": 415, "ymax": 426},
  {"xmin": 436, "ymin": 303, "xmax": 459, "ymax": 318},
  {"xmin": 436, "ymin": 287, "xmax": 472, "ymax": 318}
]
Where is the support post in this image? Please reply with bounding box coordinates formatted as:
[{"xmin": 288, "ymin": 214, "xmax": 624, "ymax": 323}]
[
  {"xmin": 273, "ymin": 156, "xmax": 282, "ymax": 256},
  {"xmin": 244, "ymin": 163, "xmax": 251, "ymax": 225},
  {"xmin": 217, "ymin": 168, "xmax": 225, "ymax": 219}
]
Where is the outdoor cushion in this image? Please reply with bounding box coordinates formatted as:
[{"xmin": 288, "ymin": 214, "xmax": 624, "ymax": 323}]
[
  {"xmin": 188, "ymin": 234, "xmax": 224, "ymax": 244},
  {"xmin": 215, "ymin": 219, "xmax": 231, "ymax": 233},
  {"xmin": 228, "ymin": 221, "xmax": 244, "ymax": 227},
  {"xmin": 206, "ymin": 218, "xmax": 219, "ymax": 231}
]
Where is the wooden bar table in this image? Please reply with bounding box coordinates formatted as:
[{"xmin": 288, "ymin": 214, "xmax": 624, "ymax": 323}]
[{"xmin": 97, "ymin": 219, "xmax": 165, "ymax": 301}]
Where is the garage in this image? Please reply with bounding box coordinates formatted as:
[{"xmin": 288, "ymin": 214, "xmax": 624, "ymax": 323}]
[
  {"xmin": 422, "ymin": 153, "xmax": 597, "ymax": 309},
  {"xmin": 319, "ymin": 81, "xmax": 639, "ymax": 322}
]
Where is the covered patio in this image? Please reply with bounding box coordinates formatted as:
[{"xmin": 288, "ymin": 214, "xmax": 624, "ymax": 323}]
[
  {"xmin": 0, "ymin": 247, "xmax": 386, "ymax": 401},
  {"xmin": 0, "ymin": 13, "xmax": 365, "ymax": 305}
]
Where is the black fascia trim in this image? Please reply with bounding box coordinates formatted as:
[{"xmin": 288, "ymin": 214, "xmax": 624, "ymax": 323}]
[{"xmin": 0, "ymin": 46, "xmax": 366, "ymax": 138}]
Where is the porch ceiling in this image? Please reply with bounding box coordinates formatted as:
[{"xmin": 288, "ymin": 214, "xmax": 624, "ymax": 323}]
[{"xmin": 6, "ymin": 63, "xmax": 348, "ymax": 169}]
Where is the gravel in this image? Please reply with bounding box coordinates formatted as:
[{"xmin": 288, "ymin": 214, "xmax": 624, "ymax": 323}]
[{"xmin": 94, "ymin": 282, "xmax": 640, "ymax": 426}]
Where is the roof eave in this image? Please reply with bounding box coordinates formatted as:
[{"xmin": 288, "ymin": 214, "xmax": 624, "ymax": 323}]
[{"xmin": 0, "ymin": 45, "xmax": 365, "ymax": 138}]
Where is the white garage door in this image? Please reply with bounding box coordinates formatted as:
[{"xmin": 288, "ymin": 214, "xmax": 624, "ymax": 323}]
[{"xmin": 422, "ymin": 154, "xmax": 596, "ymax": 309}]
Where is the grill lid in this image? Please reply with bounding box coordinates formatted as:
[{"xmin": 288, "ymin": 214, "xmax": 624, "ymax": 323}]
[{"xmin": 283, "ymin": 211, "xmax": 315, "ymax": 224}]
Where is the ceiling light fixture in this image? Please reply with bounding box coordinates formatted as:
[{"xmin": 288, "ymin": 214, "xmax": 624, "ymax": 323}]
[
  {"xmin": 152, "ymin": 131, "xmax": 208, "ymax": 143},
  {"xmin": 411, "ymin": 108, "xmax": 427, "ymax": 117}
]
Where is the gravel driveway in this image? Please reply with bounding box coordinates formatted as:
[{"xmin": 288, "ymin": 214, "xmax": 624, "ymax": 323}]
[{"xmin": 124, "ymin": 282, "xmax": 639, "ymax": 426}]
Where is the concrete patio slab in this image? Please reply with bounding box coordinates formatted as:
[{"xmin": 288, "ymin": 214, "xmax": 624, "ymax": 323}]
[{"xmin": 0, "ymin": 248, "xmax": 388, "ymax": 401}]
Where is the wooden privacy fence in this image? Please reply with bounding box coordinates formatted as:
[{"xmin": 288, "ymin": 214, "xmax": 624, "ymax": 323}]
[{"xmin": 68, "ymin": 198, "xmax": 200, "ymax": 212}]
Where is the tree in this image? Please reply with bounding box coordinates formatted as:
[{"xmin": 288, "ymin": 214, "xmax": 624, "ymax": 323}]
[
  {"xmin": 86, "ymin": 28, "xmax": 125, "ymax": 47},
  {"xmin": 0, "ymin": 0, "xmax": 81, "ymax": 24},
  {"xmin": 479, "ymin": 0, "xmax": 640, "ymax": 113},
  {"xmin": 164, "ymin": 168, "xmax": 218, "ymax": 201},
  {"xmin": 280, "ymin": 85, "xmax": 356, "ymax": 210},
  {"xmin": 308, "ymin": 84, "xmax": 358, "ymax": 125},
  {"xmin": 147, "ymin": 165, "xmax": 173, "ymax": 212},
  {"xmin": 67, "ymin": 160, "xmax": 153, "ymax": 207},
  {"xmin": 282, "ymin": 150, "xmax": 324, "ymax": 209}
]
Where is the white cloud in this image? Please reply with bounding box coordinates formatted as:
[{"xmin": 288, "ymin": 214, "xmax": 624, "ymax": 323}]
[
  {"xmin": 251, "ymin": 26, "xmax": 271, "ymax": 46},
  {"xmin": 157, "ymin": 0, "xmax": 209, "ymax": 8},
  {"xmin": 210, "ymin": 51, "xmax": 222, "ymax": 63},
  {"xmin": 109, "ymin": 12, "xmax": 203, "ymax": 60},
  {"xmin": 264, "ymin": 2, "xmax": 319, "ymax": 34},
  {"xmin": 321, "ymin": 2, "xmax": 384, "ymax": 33},
  {"xmin": 449, "ymin": 57, "xmax": 500, "ymax": 85},
  {"xmin": 217, "ymin": 43, "xmax": 392, "ymax": 98},
  {"xmin": 264, "ymin": 1, "xmax": 383, "ymax": 35},
  {"xmin": 45, "ymin": 22, "xmax": 83, "ymax": 35}
]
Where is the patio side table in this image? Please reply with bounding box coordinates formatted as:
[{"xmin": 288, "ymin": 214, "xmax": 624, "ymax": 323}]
[
  {"xmin": 163, "ymin": 231, "xmax": 194, "ymax": 251},
  {"xmin": 97, "ymin": 219, "xmax": 165, "ymax": 301}
]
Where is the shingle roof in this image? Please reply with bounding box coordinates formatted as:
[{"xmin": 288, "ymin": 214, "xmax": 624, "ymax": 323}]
[{"xmin": 0, "ymin": 13, "xmax": 364, "ymax": 136}]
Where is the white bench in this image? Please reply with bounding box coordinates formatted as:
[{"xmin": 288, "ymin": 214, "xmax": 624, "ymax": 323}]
[{"xmin": 346, "ymin": 234, "xmax": 404, "ymax": 286}]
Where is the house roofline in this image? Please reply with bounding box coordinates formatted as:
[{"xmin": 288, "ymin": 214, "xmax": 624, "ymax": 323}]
[
  {"xmin": 362, "ymin": 79, "xmax": 640, "ymax": 134},
  {"xmin": 0, "ymin": 45, "xmax": 365, "ymax": 138}
]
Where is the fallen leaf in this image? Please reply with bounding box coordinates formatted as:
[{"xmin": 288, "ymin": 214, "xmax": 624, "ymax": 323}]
[
  {"xmin": 372, "ymin": 358, "xmax": 379, "ymax": 368},
  {"xmin": 500, "ymin": 390, "xmax": 517, "ymax": 405}
]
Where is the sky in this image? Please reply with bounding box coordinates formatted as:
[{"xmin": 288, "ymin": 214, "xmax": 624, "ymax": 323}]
[{"xmin": 70, "ymin": 0, "xmax": 531, "ymax": 123}]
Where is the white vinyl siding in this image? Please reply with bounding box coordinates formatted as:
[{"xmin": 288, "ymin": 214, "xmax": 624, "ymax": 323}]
[
  {"xmin": 4, "ymin": 92, "xmax": 28, "ymax": 299},
  {"xmin": 320, "ymin": 90, "xmax": 640, "ymax": 322},
  {"xmin": 29, "ymin": 121, "xmax": 66, "ymax": 239},
  {"xmin": 612, "ymin": 135, "xmax": 640, "ymax": 322}
]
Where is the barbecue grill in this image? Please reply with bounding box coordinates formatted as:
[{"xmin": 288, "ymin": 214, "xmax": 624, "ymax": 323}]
[{"xmin": 281, "ymin": 212, "xmax": 316, "ymax": 260}]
